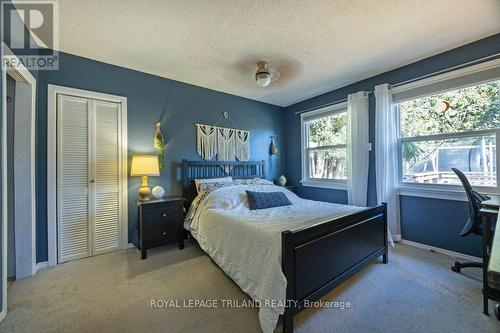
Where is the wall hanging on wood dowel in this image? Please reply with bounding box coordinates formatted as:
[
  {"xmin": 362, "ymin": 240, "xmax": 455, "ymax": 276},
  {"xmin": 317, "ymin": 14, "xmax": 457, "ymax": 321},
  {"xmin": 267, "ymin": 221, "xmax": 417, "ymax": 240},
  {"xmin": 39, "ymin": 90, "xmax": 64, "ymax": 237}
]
[
  {"xmin": 196, "ymin": 112, "xmax": 250, "ymax": 173},
  {"xmin": 154, "ymin": 122, "xmax": 166, "ymax": 172}
]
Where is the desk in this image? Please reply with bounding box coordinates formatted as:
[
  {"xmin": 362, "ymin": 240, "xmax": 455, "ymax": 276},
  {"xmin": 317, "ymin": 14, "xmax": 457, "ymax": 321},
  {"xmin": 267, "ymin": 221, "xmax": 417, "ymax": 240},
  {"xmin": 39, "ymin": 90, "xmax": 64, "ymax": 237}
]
[{"xmin": 479, "ymin": 194, "xmax": 500, "ymax": 319}]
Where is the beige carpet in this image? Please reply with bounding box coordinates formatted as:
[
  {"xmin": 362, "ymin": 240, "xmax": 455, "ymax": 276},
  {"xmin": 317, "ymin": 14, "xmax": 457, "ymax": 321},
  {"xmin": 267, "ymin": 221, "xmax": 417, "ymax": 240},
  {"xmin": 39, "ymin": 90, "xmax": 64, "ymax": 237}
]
[{"xmin": 1, "ymin": 242, "xmax": 498, "ymax": 332}]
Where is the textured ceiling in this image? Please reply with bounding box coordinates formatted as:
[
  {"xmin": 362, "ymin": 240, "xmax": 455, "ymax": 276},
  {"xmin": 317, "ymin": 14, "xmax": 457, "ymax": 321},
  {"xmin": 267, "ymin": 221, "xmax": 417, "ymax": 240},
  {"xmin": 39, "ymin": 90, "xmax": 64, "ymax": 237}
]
[{"xmin": 57, "ymin": 0, "xmax": 500, "ymax": 107}]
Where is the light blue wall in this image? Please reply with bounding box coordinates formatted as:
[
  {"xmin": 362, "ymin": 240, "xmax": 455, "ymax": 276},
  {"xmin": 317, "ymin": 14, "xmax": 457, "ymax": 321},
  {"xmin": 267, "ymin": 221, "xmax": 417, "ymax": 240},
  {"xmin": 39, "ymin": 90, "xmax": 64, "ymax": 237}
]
[
  {"xmin": 284, "ymin": 34, "xmax": 500, "ymax": 257},
  {"xmin": 35, "ymin": 51, "xmax": 285, "ymax": 262}
]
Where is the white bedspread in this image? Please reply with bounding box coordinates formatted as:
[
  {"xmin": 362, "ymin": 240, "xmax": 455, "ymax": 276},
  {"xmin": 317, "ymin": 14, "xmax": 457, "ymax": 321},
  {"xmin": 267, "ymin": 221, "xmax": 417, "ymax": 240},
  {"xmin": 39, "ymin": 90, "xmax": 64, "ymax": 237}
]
[{"xmin": 185, "ymin": 184, "xmax": 363, "ymax": 333}]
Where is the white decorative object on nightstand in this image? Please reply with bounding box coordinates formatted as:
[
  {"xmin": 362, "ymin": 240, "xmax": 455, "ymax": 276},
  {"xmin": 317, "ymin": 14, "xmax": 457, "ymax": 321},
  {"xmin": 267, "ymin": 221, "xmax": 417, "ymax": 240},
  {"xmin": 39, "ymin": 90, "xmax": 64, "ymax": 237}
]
[{"xmin": 152, "ymin": 185, "xmax": 165, "ymax": 199}]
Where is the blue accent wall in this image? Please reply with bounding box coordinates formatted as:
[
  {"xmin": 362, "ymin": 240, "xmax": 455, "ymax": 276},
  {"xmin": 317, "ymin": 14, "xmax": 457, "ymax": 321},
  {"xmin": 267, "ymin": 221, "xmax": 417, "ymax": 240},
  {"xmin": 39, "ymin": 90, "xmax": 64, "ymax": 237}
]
[
  {"xmin": 284, "ymin": 34, "xmax": 500, "ymax": 257},
  {"xmin": 399, "ymin": 196, "xmax": 482, "ymax": 257},
  {"xmin": 35, "ymin": 51, "xmax": 284, "ymax": 262},
  {"xmin": 2, "ymin": 9, "xmax": 499, "ymax": 271}
]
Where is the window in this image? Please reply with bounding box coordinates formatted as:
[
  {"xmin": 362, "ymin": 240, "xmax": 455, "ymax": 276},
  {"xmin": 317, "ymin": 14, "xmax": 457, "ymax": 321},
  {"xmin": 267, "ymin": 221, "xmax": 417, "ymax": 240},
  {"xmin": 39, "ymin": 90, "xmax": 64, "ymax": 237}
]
[
  {"xmin": 398, "ymin": 79, "xmax": 499, "ymax": 188},
  {"xmin": 301, "ymin": 103, "xmax": 348, "ymax": 189}
]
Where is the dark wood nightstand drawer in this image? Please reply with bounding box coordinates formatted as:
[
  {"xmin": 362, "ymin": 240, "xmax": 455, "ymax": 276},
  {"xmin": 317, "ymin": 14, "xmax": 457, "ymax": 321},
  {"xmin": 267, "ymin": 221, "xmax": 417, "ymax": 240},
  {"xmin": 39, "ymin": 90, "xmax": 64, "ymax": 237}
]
[
  {"xmin": 146, "ymin": 205, "xmax": 180, "ymax": 227},
  {"xmin": 137, "ymin": 197, "xmax": 185, "ymax": 259},
  {"xmin": 146, "ymin": 224, "xmax": 179, "ymax": 248}
]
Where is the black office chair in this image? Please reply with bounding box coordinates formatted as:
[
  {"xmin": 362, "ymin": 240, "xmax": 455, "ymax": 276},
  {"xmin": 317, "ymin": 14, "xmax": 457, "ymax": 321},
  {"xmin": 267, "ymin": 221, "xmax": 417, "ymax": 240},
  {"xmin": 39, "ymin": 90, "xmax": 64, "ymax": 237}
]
[{"xmin": 450, "ymin": 167, "xmax": 490, "ymax": 272}]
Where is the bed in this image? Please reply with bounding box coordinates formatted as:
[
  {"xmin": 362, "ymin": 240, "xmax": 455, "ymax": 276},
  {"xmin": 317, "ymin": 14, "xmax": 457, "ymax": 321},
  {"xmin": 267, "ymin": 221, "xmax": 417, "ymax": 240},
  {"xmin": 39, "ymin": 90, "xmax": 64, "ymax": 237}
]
[{"xmin": 182, "ymin": 160, "xmax": 388, "ymax": 333}]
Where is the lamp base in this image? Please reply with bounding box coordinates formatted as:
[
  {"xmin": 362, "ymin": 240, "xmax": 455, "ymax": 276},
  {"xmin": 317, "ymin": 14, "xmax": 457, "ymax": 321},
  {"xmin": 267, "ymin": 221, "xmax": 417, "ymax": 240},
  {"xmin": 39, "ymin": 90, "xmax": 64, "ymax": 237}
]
[
  {"xmin": 138, "ymin": 176, "xmax": 151, "ymax": 201},
  {"xmin": 138, "ymin": 186, "xmax": 151, "ymax": 201}
]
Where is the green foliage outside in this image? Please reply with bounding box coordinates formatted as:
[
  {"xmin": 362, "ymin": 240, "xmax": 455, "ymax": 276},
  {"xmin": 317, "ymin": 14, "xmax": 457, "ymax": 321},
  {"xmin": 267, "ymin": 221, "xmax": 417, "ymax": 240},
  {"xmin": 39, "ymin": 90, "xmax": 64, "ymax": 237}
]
[
  {"xmin": 400, "ymin": 80, "xmax": 499, "ymax": 170},
  {"xmin": 306, "ymin": 80, "xmax": 499, "ymax": 181},
  {"xmin": 307, "ymin": 113, "xmax": 347, "ymax": 179}
]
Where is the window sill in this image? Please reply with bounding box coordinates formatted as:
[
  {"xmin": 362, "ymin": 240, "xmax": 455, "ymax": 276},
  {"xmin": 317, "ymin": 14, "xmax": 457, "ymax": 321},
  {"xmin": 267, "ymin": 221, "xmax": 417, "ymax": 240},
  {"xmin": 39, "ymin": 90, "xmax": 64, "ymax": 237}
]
[
  {"xmin": 301, "ymin": 179, "xmax": 347, "ymax": 190},
  {"xmin": 398, "ymin": 184, "xmax": 499, "ymax": 202}
]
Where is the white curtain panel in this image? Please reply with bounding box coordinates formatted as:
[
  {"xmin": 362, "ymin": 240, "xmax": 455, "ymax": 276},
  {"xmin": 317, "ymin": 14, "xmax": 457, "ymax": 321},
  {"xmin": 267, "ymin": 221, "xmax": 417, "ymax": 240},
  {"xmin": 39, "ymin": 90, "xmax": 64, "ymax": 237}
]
[
  {"xmin": 374, "ymin": 84, "xmax": 399, "ymax": 244},
  {"xmin": 347, "ymin": 91, "xmax": 369, "ymax": 206}
]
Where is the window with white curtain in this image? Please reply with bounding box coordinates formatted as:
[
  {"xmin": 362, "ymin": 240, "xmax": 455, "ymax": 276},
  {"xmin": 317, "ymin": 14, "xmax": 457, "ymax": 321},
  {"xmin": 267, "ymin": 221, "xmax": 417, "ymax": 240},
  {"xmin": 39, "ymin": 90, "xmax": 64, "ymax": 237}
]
[
  {"xmin": 301, "ymin": 103, "xmax": 348, "ymax": 189},
  {"xmin": 396, "ymin": 65, "xmax": 500, "ymax": 192}
]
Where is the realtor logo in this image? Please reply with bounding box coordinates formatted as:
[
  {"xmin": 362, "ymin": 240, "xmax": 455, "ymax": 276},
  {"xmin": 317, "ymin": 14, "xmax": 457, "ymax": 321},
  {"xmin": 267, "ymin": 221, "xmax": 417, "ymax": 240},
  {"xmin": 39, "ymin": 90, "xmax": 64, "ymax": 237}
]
[{"xmin": 1, "ymin": 0, "xmax": 59, "ymax": 70}]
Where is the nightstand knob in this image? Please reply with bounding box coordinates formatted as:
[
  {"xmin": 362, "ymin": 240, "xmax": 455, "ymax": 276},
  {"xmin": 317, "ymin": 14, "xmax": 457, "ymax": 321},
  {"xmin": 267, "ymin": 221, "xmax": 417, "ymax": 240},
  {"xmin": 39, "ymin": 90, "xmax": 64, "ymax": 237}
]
[
  {"xmin": 162, "ymin": 213, "xmax": 167, "ymax": 217},
  {"xmin": 162, "ymin": 231, "xmax": 167, "ymax": 236}
]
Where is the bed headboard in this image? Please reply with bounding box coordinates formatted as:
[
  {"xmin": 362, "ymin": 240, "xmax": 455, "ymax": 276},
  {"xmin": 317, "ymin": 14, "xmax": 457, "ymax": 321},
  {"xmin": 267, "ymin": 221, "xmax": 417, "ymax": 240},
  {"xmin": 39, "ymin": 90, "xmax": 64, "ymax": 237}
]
[{"xmin": 181, "ymin": 159, "xmax": 266, "ymax": 208}]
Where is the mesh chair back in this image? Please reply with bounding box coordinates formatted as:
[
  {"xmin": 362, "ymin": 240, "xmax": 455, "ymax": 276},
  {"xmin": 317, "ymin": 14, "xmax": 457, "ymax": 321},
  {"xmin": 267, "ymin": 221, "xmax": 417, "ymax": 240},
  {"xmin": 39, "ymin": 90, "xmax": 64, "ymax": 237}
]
[{"xmin": 452, "ymin": 168, "xmax": 487, "ymax": 236}]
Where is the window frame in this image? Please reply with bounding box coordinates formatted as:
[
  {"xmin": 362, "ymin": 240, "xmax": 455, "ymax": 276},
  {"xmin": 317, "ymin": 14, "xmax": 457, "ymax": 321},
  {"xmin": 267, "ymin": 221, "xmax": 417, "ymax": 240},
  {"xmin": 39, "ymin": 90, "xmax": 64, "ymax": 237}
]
[
  {"xmin": 300, "ymin": 102, "xmax": 348, "ymax": 190},
  {"xmin": 396, "ymin": 74, "xmax": 500, "ymax": 199}
]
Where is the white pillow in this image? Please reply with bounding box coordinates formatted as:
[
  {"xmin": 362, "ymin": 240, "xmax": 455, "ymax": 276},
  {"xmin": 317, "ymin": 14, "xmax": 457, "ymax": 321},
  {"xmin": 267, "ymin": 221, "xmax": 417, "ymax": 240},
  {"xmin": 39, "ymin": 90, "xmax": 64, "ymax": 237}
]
[{"xmin": 194, "ymin": 176, "xmax": 233, "ymax": 193}]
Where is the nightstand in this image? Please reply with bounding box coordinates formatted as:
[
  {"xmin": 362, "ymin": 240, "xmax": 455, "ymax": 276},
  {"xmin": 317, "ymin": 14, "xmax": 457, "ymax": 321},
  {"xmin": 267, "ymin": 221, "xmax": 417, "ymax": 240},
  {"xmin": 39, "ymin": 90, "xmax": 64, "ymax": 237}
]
[
  {"xmin": 137, "ymin": 197, "xmax": 185, "ymax": 259},
  {"xmin": 283, "ymin": 185, "xmax": 296, "ymax": 193}
]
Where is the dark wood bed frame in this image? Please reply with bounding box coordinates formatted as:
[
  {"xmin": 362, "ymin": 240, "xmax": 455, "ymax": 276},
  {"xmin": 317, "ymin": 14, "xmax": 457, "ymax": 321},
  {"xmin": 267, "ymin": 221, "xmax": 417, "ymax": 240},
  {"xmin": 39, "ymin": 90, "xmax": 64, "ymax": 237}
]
[{"xmin": 181, "ymin": 159, "xmax": 388, "ymax": 333}]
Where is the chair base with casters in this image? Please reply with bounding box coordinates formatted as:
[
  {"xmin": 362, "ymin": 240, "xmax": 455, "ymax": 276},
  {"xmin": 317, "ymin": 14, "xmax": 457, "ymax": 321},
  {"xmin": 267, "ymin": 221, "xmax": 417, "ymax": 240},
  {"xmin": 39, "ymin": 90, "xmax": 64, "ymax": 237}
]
[
  {"xmin": 449, "ymin": 220, "xmax": 493, "ymax": 274},
  {"xmin": 451, "ymin": 261, "xmax": 483, "ymax": 272},
  {"xmin": 485, "ymin": 286, "xmax": 500, "ymax": 317},
  {"xmin": 450, "ymin": 168, "xmax": 498, "ymax": 316}
]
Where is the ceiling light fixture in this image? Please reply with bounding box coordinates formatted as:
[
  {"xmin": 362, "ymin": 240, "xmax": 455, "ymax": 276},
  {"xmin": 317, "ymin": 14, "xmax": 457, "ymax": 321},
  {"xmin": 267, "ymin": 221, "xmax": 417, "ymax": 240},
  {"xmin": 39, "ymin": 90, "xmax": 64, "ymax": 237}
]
[{"xmin": 255, "ymin": 61, "xmax": 272, "ymax": 87}]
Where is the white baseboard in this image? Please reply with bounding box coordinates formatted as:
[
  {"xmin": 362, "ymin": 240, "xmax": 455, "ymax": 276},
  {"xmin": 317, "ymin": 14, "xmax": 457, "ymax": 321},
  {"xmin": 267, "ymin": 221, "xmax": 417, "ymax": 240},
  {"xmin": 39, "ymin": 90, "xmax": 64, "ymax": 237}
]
[
  {"xmin": 36, "ymin": 261, "xmax": 49, "ymax": 272},
  {"xmin": 35, "ymin": 245, "xmax": 134, "ymax": 274},
  {"xmin": 0, "ymin": 309, "xmax": 6, "ymax": 324},
  {"xmin": 398, "ymin": 239, "xmax": 481, "ymax": 262}
]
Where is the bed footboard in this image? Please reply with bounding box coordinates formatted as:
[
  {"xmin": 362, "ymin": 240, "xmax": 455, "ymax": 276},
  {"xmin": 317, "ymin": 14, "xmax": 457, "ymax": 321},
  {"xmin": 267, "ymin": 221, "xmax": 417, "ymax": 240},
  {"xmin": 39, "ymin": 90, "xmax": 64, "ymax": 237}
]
[{"xmin": 281, "ymin": 204, "xmax": 388, "ymax": 333}]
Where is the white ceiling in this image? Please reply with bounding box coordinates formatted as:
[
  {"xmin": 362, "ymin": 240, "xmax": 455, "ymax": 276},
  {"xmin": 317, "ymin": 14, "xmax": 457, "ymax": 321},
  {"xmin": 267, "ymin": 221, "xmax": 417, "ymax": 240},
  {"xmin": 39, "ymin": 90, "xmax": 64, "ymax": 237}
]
[{"xmin": 57, "ymin": 0, "xmax": 500, "ymax": 107}]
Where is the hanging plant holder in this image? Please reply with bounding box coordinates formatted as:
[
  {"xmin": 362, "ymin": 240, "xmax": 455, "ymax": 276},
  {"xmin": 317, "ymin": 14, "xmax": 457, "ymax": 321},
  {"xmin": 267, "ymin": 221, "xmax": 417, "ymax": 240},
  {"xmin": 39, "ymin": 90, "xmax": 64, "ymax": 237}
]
[
  {"xmin": 154, "ymin": 122, "xmax": 166, "ymax": 172},
  {"xmin": 270, "ymin": 135, "xmax": 279, "ymax": 155}
]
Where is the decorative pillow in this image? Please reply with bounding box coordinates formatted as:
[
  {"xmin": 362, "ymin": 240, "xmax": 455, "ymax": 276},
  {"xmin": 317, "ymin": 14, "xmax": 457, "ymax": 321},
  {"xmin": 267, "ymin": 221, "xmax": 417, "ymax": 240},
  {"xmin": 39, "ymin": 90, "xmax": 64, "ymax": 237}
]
[
  {"xmin": 233, "ymin": 178, "xmax": 273, "ymax": 186},
  {"xmin": 197, "ymin": 181, "xmax": 235, "ymax": 195},
  {"xmin": 245, "ymin": 191, "xmax": 292, "ymax": 210},
  {"xmin": 194, "ymin": 176, "xmax": 233, "ymax": 193}
]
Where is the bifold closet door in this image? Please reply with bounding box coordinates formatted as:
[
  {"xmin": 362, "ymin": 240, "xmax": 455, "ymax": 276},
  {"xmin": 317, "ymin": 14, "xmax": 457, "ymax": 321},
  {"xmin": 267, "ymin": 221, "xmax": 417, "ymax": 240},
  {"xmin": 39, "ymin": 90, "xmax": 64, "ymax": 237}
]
[
  {"xmin": 57, "ymin": 95, "xmax": 91, "ymax": 263},
  {"xmin": 57, "ymin": 95, "xmax": 122, "ymax": 263},
  {"xmin": 92, "ymin": 100, "xmax": 121, "ymax": 255}
]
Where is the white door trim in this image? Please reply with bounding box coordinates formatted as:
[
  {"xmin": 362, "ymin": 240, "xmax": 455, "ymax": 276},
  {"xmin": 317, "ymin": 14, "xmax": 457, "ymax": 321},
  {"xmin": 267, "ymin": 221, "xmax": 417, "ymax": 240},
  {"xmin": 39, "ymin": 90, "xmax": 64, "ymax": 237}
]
[
  {"xmin": 47, "ymin": 84, "xmax": 128, "ymax": 267},
  {"xmin": 1, "ymin": 43, "xmax": 37, "ymax": 320}
]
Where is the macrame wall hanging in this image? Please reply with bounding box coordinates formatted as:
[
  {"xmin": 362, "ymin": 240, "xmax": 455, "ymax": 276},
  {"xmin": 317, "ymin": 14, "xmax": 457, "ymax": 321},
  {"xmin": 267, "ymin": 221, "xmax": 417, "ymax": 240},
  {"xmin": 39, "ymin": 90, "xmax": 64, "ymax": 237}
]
[{"xmin": 196, "ymin": 112, "xmax": 250, "ymax": 173}]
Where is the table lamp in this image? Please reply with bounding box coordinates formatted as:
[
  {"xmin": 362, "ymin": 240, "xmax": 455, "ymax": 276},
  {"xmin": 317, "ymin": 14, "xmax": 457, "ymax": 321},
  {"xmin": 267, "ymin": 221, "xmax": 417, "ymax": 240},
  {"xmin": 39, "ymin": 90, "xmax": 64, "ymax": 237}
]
[{"xmin": 130, "ymin": 155, "xmax": 160, "ymax": 201}]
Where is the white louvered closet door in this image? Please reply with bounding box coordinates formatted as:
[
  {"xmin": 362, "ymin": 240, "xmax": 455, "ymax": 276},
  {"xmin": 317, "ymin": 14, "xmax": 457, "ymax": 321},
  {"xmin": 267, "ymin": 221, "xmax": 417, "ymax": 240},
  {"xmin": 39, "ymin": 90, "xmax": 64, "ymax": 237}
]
[
  {"xmin": 57, "ymin": 94, "xmax": 123, "ymax": 263},
  {"xmin": 57, "ymin": 95, "xmax": 91, "ymax": 263},
  {"xmin": 92, "ymin": 100, "xmax": 121, "ymax": 255}
]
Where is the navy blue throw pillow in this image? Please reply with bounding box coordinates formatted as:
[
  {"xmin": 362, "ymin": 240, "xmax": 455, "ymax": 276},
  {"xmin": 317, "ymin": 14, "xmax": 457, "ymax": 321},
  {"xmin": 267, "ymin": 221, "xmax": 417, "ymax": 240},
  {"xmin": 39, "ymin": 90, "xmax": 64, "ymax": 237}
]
[{"xmin": 246, "ymin": 191, "xmax": 292, "ymax": 210}]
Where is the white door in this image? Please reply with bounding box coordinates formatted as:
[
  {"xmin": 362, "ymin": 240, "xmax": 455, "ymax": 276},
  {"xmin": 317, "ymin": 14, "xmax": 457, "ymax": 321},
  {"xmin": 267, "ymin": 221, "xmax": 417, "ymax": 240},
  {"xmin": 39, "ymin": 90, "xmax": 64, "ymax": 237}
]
[
  {"xmin": 93, "ymin": 100, "xmax": 121, "ymax": 255},
  {"xmin": 57, "ymin": 94, "xmax": 123, "ymax": 263},
  {"xmin": 57, "ymin": 95, "xmax": 91, "ymax": 263}
]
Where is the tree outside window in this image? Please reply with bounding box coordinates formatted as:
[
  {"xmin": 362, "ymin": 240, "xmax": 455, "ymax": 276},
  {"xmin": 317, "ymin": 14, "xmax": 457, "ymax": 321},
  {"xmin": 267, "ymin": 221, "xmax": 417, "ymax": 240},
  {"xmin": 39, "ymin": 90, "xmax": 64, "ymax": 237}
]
[
  {"xmin": 400, "ymin": 80, "xmax": 499, "ymax": 186},
  {"xmin": 305, "ymin": 111, "xmax": 347, "ymax": 180}
]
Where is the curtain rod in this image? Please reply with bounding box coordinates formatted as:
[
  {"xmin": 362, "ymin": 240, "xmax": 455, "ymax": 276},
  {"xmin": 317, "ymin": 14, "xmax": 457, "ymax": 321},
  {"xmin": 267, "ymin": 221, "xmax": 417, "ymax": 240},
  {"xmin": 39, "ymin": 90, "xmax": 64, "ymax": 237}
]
[
  {"xmin": 294, "ymin": 91, "xmax": 373, "ymax": 115},
  {"xmin": 294, "ymin": 52, "xmax": 500, "ymax": 115}
]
